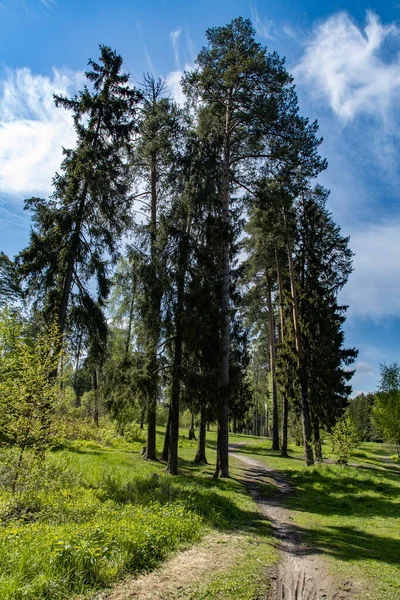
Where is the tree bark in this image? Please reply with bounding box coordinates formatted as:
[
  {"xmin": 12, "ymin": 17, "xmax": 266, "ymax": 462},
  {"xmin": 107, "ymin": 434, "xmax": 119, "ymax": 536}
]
[
  {"xmin": 167, "ymin": 328, "xmax": 182, "ymax": 473},
  {"xmin": 267, "ymin": 276, "xmax": 280, "ymax": 451},
  {"xmin": 161, "ymin": 406, "xmax": 171, "ymax": 462},
  {"xmin": 188, "ymin": 410, "xmax": 197, "ymax": 441},
  {"xmin": 215, "ymin": 91, "xmax": 232, "ymax": 479},
  {"xmin": 143, "ymin": 395, "xmax": 157, "ymax": 460},
  {"xmin": 313, "ymin": 418, "xmax": 323, "ymax": 462},
  {"xmin": 287, "ymin": 241, "xmax": 314, "ymax": 466},
  {"xmin": 194, "ymin": 404, "xmax": 208, "ymax": 464},
  {"xmin": 144, "ymin": 153, "xmax": 159, "ymax": 461},
  {"xmin": 276, "ymin": 251, "xmax": 289, "ymax": 458},
  {"xmin": 92, "ymin": 368, "xmax": 99, "ymax": 427},
  {"xmin": 73, "ymin": 331, "xmax": 83, "ymax": 407}
]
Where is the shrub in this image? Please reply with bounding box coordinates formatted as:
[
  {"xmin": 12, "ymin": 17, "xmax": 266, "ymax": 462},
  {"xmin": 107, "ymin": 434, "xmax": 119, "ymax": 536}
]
[
  {"xmin": 331, "ymin": 415, "xmax": 359, "ymax": 465},
  {"xmin": 123, "ymin": 422, "xmax": 146, "ymax": 443}
]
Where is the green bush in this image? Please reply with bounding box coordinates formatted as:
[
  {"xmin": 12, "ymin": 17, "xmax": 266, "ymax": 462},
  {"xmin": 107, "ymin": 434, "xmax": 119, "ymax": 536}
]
[
  {"xmin": 123, "ymin": 422, "xmax": 146, "ymax": 444},
  {"xmin": 331, "ymin": 415, "xmax": 359, "ymax": 465}
]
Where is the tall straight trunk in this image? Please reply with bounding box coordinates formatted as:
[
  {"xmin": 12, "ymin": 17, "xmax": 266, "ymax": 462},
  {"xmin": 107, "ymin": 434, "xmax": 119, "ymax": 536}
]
[
  {"xmin": 168, "ymin": 219, "xmax": 190, "ymax": 475},
  {"xmin": 313, "ymin": 418, "xmax": 323, "ymax": 462},
  {"xmin": 92, "ymin": 368, "xmax": 99, "ymax": 427},
  {"xmin": 188, "ymin": 411, "xmax": 197, "ymax": 440},
  {"xmin": 215, "ymin": 91, "xmax": 232, "ymax": 479},
  {"xmin": 144, "ymin": 154, "xmax": 159, "ymax": 461},
  {"xmin": 167, "ymin": 327, "xmax": 182, "ymax": 474},
  {"xmin": 267, "ymin": 276, "xmax": 280, "ymax": 451},
  {"xmin": 276, "ymin": 250, "xmax": 289, "ymax": 457},
  {"xmin": 287, "ymin": 241, "xmax": 314, "ymax": 466},
  {"xmin": 253, "ymin": 400, "xmax": 258, "ymax": 436},
  {"xmin": 161, "ymin": 406, "xmax": 171, "ymax": 462},
  {"xmin": 144, "ymin": 396, "xmax": 157, "ymax": 460},
  {"xmin": 73, "ymin": 331, "xmax": 83, "ymax": 407},
  {"xmin": 194, "ymin": 404, "xmax": 208, "ymax": 464}
]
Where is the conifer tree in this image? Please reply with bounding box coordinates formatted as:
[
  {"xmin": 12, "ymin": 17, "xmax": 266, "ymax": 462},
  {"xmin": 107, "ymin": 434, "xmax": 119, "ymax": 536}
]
[
  {"xmin": 18, "ymin": 46, "xmax": 140, "ymax": 355},
  {"xmin": 183, "ymin": 17, "xmax": 299, "ymax": 477},
  {"xmin": 133, "ymin": 75, "xmax": 182, "ymax": 460}
]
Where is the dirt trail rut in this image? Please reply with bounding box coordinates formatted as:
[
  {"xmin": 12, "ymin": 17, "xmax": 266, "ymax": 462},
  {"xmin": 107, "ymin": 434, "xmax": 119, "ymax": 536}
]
[{"xmin": 229, "ymin": 447, "xmax": 354, "ymax": 600}]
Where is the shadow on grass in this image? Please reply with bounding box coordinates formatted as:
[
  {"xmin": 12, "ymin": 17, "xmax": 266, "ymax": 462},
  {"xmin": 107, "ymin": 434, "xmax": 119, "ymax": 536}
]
[
  {"xmin": 294, "ymin": 523, "xmax": 400, "ymax": 566},
  {"xmin": 95, "ymin": 456, "xmax": 274, "ymax": 537}
]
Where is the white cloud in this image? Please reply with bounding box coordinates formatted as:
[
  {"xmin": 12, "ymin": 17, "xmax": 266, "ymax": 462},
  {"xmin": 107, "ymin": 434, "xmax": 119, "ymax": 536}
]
[
  {"xmin": 294, "ymin": 11, "xmax": 400, "ymax": 120},
  {"xmin": 250, "ymin": 5, "xmax": 276, "ymax": 40},
  {"xmin": 340, "ymin": 220, "xmax": 400, "ymax": 319},
  {"xmin": 170, "ymin": 27, "xmax": 182, "ymax": 70},
  {"xmin": 165, "ymin": 70, "xmax": 185, "ymax": 105},
  {"xmin": 0, "ymin": 67, "xmax": 83, "ymax": 197}
]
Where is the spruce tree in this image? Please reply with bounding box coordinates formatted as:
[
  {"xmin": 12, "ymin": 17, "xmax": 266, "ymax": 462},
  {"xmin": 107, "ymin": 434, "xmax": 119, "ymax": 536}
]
[{"xmin": 18, "ymin": 46, "xmax": 140, "ymax": 353}]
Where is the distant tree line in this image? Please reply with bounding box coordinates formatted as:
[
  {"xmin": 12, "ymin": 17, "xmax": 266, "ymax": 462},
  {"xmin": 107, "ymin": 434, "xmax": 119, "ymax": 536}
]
[
  {"xmin": 350, "ymin": 363, "xmax": 400, "ymax": 456},
  {"xmin": 0, "ymin": 17, "xmax": 358, "ymax": 474}
]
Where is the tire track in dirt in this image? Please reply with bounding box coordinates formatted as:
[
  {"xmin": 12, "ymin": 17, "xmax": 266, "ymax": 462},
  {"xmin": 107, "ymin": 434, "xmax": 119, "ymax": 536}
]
[{"xmin": 229, "ymin": 446, "xmax": 355, "ymax": 600}]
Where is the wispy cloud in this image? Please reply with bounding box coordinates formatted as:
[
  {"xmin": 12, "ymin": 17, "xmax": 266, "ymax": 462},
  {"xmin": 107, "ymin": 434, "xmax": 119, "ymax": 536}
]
[
  {"xmin": 250, "ymin": 4, "xmax": 276, "ymax": 40},
  {"xmin": 0, "ymin": 67, "xmax": 83, "ymax": 197},
  {"xmin": 170, "ymin": 27, "xmax": 182, "ymax": 71},
  {"xmin": 294, "ymin": 11, "xmax": 400, "ymax": 121}
]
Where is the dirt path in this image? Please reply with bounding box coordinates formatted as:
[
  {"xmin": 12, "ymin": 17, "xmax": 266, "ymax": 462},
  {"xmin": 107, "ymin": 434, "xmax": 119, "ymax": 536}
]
[
  {"xmin": 229, "ymin": 447, "xmax": 354, "ymax": 600},
  {"xmin": 91, "ymin": 532, "xmax": 244, "ymax": 600}
]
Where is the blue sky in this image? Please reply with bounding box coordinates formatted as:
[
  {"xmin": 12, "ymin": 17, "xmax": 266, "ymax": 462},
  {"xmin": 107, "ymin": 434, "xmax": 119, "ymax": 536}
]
[{"xmin": 1, "ymin": 0, "xmax": 400, "ymax": 396}]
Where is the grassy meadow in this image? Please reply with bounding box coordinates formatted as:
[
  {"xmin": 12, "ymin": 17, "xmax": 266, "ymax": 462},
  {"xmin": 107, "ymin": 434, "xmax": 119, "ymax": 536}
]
[
  {"xmin": 0, "ymin": 427, "xmax": 277, "ymax": 600},
  {"xmin": 0, "ymin": 425, "xmax": 398, "ymax": 600}
]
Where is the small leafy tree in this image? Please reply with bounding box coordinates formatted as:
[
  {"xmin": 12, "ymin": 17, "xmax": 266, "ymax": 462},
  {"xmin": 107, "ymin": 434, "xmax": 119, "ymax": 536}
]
[
  {"xmin": 331, "ymin": 414, "xmax": 358, "ymax": 465},
  {"xmin": 0, "ymin": 310, "xmax": 61, "ymax": 492},
  {"xmin": 373, "ymin": 363, "xmax": 400, "ymax": 456}
]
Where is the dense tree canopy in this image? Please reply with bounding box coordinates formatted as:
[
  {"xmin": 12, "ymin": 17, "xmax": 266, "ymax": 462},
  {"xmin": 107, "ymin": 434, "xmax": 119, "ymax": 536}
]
[{"xmin": 1, "ymin": 20, "xmax": 360, "ymax": 474}]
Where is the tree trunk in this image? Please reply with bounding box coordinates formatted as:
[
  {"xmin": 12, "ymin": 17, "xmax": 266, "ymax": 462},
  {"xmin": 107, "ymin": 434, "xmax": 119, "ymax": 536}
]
[
  {"xmin": 188, "ymin": 412, "xmax": 197, "ymax": 440},
  {"xmin": 253, "ymin": 399, "xmax": 258, "ymax": 436},
  {"xmin": 92, "ymin": 368, "xmax": 99, "ymax": 427},
  {"xmin": 167, "ymin": 328, "xmax": 182, "ymax": 474},
  {"xmin": 161, "ymin": 406, "xmax": 171, "ymax": 462},
  {"xmin": 215, "ymin": 92, "xmax": 232, "ymax": 479},
  {"xmin": 313, "ymin": 418, "xmax": 323, "ymax": 462},
  {"xmin": 194, "ymin": 404, "xmax": 208, "ymax": 464},
  {"xmin": 144, "ymin": 154, "xmax": 159, "ymax": 461},
  {"xmin": 73, "ymin": 331, "xmax": 83, "ymax": 407},
  {"xmin": 276, "ymin": 251, "xmax": 289, "ymax": 458},
  {"xmin": 267, "ymin": 276, "xmax": 280, "ymax": 451},
  {"xmin": 287, "ymin": 241, "xmax": 314, "ymax": 466},
  {"xmin": 143, "ymin": 395, "xmax": 157, "ymax": 460},
  {"xmin": 281, "ymin": 393, "xmax": 289, "ymax": 457}
]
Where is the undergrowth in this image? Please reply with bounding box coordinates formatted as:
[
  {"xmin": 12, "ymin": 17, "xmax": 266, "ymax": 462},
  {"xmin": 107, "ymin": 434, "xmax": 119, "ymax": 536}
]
[{"xmin": 0, "ymin": 428, "xmax": 267, "ymax": 600}]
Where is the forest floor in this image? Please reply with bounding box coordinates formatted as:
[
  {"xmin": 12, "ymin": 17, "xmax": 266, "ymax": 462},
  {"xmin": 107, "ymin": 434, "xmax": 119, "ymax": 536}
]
[{"xmin": 1, "ymin": 429, "xmax": 399, "ymax": 600}]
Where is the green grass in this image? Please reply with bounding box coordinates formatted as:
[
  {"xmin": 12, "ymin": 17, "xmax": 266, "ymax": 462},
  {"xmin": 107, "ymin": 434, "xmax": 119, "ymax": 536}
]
[
  {"xmin": 3, "ymin": 425, "xmax": 395, "ymax": 600},
  {"xmin": 0, "ymin": 427, "xmax": 277, "ymax": 600},
  {"xmin": 233, "ymin": 436, "xmax": 400, "ymax": 600}
]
